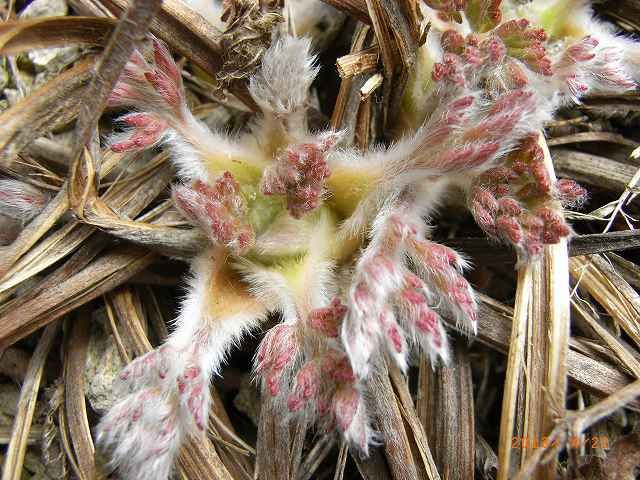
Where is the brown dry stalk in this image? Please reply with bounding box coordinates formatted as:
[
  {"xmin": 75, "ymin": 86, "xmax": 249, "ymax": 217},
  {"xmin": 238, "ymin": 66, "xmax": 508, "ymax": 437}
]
[
  {"xmin": 256, "ymin": 376, "xmax": 309, "ymax": 480},
  {"xmin": 513, "ymin": 379, "xmax": 640, "ymax": 479},
  {"xmin": 497, "ymin": 265, "xmax": 531, "ymax": 480},
  {"xmin": 363, "ymin": 0, "xmax": 416, "ymax": 123},
  {"xmin": 570, "ymin": 255, "xmax": 640, "ymax": 348},
  {"xmin": 464, "ymin": 296, "xmax": 640, "ymax": 411},
  {"xmin": 320, "ymin": 0, "xmax": 370, "ymax": 23},
  {"xmin": 336, "ymin": 47, "xmax": 379, "ymax": 78},
  {"xmin": 537, "ymin": 135, "xmax": 572, "ymax": 478},
  {"xmin": 0, "ymin": 58, "xmax": 95, "ymax": 167},
  {"xmin": 417, "ymin": 344, "xmax": 474, "ymax": 480},
  {"xmin": 0, "ymin": 426, "xmax": 43, "ymax": 446},
  {"xmin": 498, "ymin": 134, "xmax": 571, "ymax": 478},
  {"xmin": 63, "ymin": 310, "xmax": 96, "ymax": 480},
  {"xmin": 546, "ymin": 131, "xmax": 638, "ymax": 148},
  {"xmin": 444, "ymin": 231, "xmax": 640, "ymax": 265},
  {"xmin": 553, "ymin": 149, "xmax": 639, "ymax": 193},
  {"xmin": 367, "ymin": 361, "xmax": 421, "ymax": 480},
  {"xmin": 388, "ymin": 362, "xmax": 441, "ymax": 480},
  {"xmin": 0, "ymin": 17, "xmax": 115, "ymax": 55},
  {"xmin": 69, "ymin": 0, "xmax": 224, "ymax": 77},
  {"xmin": 0, "ymin": 245, "xmax": 157, "ymax": 350},
  {"xmin": 331, "ymin": 24, "xmax": 372, "ymax": 133},
  {"xmin": 0, "ymin": 151, "xmax": 167, "ymax": 294},
  {"xmin": 1, "ymin": 322, "xmax": 60, "ymax": 480},
  {"xmin": 298, "ymin": 436, "xmax": 337, "ymax": 480},
  {"xmin": 571, "ymin": 299, "xmax": 640, "ymax": 379},
  {"xmin": 256, "ymin": 394, "xmax": 297, "ymax": 479},
  {"xmin": 333, "ymin": 442, "xmax": 349, "ymax": 480}
]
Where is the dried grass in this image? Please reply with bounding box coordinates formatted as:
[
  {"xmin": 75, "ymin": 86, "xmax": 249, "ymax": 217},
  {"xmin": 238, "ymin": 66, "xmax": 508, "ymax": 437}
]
[{"xmin": 1, "ymin": 0, "xmax": 640, "ymax": 479}]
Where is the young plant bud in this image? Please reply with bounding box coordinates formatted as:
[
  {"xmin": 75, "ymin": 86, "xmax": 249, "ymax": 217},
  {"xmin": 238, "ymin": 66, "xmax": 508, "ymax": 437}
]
[
  {"xmin": 261, "ymin": 132, "xmax": 340, "ymax": 218},
  {"xmin": 256, "ymin": 324, "xmax": 298, "ymax": 396},
  {"xmin": 172, "ymin": 173, "xmax": 254, "ymax": 254}
]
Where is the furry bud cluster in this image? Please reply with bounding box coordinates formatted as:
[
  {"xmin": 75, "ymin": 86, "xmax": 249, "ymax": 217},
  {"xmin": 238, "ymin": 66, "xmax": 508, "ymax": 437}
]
[
  {"xmin": 495, "ymin": 19, "xmax": 551, "ymax": 75},
  {"xmin": 172, "ymin": 173, "xmax": 254, "ymax": 254},
  {"xmin": 256, "ymin": 302, "xmax": 375, "ymax": 452},
  {"xmin": 469, "ymin": 135, "xmax": 586, "ymax": 258},
  {"xmin": 261, "ymin": 132, "xmax": 340, "ymax": 218},
  {"xmin": 343, "ymin": 209, "xmax": 476, "ymax": 377},
  {"xmin": 108, "ymin": 39, "xmax": 184, "ymax": 116}
]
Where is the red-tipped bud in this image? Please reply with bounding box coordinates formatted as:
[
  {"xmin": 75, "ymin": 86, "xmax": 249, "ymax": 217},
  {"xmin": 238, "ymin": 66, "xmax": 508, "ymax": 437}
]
[
  {"xmin": 108, "ymin": 38, "xmax": 185, "ymax": 118},
  {"xmin": 495, "ymin": 19, "xmax": 552, "ymax": 75},
  {"xmin": 432, "ymin": 53, "xmax": 465, "ymax": 86},
  {"xmin": 261, "ymin": 132, "xmax": 340, "ymax": 218},
  {"xmin": 144, "ymin": 71, "xmax": 182, "ymax": 111},
  {"xmin": 172, "ymin": 173, "xmax": 254, "ymax": 254},
  {"xmin": 498, "ymin": 197, "xmax": 522, "ymax": 216},
  {"xmin": 257, "ymin": 324, "xmax": 297, "ymax": 396},
  {"xmin": 308, "ymin": 298, "xmax": 348, "ymax": 338},
  {"xmin": 566, "ymin": 36, "xmax": 598, "ymax": 62},
  {"xmin": 496, "ymin": 215, "xmax": 522, "ymax": 243},
  {"xmin": 537, "ymin": 207, "xmax": 571, "ymax": 244},
  {"xmin": 288, "ymin": 360, "xmax": 322, "ymax": 411},
  {"xmin": 504, "ymin": 59, "xmax": 530, "ymax": 88},
  {"xmin": 555, "ymin": 179, "xmax": 587, "ymax": 206},
  {"xmin": 480, "ymin": 36, "xmax": 507, "ymax": 63},
  {"xmin": 111, "ymin": 113, "xmax": 168, "ymax": 152}
]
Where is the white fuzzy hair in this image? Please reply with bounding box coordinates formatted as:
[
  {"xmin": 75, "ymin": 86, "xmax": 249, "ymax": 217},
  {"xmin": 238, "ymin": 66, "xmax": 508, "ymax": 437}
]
[
  {"xmin": 235, "ymin": 209, "xmax": 337, "ymax": 322},
  {"xmin": 233, "ymin": 258, "xmax": 300, "ymax": 323},
  {"xmin": 249, "ymin": 35, "xmax": 319, "ymax": 117},
  {"xmin": 0, "ymin": 179, "xmax": 48, "ymax": 223},
  {"xmin": 96, "ymin": 249, "xmax": 267, "ymax": 480}
]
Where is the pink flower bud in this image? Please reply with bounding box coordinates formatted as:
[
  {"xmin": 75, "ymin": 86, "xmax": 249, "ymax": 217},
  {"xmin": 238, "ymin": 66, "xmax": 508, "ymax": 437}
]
[
  {"xmin": 555, "ymin": 179, "xmax": 587, "ymax": 206},
  {"xmin": 496, "ymin": 215, "xmax": 522, "ymax": 243},
  {"xmin": 567, "ymin": 36, "xmax": 598, "ymax": 62},
  {"xmin": 111, "ymin": 113, "xmax": 168, "ymax": 152},
  {"xmin": 308, "ymin": 298, "xmax": 348, "ymax": 338},
  {"xmin": 504, "ymin": 59, "xmax": 530, "ymax": 88},
  {"xmin": 498, "ymin": 197, "xmax": 522, "ymax": 216},
  {"xmin": 495, "ymin": 19, "xmax": 552, "ymax": 75},
  {"xmin": 261, "ymin": 132, "xmax": 340, "ymax": 218},
  {"xmin": 172, "ymin": 174, "xmax": 254, "ymax": 254},
  {"xmin": 288, "ymin": 360, "xmax": 322, "ymax": 411},
  {"xmin": 432, "ymin": 53, "xmax": 465, "ymax": 86},
  {"xmin": 256, "ymin": 324, "xmax": 297, "ymax": 396},
  {"xmin": 107, "ymin": 37, "xmax": 185, "ymax": 122},
  {"xmin": 480, "ymin": 36, "xmax": 506, "ymax": 63}
]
